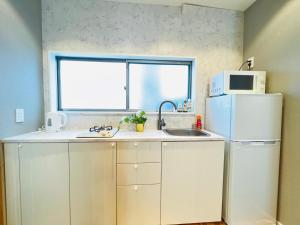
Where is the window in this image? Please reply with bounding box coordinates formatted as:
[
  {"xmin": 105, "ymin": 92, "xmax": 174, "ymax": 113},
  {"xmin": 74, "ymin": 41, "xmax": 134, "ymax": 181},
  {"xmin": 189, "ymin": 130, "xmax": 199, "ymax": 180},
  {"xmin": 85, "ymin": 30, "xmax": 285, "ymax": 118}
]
[{"xmin": 56, "ymin": 56, "xmax": 192, "ymax": 111}]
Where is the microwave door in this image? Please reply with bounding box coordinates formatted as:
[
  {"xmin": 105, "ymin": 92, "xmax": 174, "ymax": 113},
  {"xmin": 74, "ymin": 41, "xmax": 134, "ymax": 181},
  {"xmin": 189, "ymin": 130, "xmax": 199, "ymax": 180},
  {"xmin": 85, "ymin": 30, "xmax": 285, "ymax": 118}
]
[
  {"xmin": 223, "ymin": 73, "xmax": 255, "ymax": 95},
  {"xmin": 229, "ymin": 75, "xmax": 254, "ymax": 92}
]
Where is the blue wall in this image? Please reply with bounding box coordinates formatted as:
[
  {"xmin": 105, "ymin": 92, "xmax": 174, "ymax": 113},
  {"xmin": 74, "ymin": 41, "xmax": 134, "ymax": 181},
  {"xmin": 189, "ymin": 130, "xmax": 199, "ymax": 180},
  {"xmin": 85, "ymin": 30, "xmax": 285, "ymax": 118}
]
[{"xmin": 0, "ymin": 0, "xmax": 44, "ymax": 138}]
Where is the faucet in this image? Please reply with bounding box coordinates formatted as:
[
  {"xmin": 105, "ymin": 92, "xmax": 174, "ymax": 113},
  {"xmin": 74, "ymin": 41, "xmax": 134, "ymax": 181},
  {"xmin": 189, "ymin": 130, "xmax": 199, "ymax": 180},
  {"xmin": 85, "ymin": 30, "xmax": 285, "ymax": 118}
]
[{"xmin": 158, "ymin": 100, "xmax": 177, "ymax": 130}]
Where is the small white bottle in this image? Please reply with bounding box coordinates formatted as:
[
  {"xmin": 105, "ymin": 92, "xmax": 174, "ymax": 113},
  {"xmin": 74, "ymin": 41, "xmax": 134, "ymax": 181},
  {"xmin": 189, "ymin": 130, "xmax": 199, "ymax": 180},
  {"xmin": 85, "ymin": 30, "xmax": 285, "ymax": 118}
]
[{"xmin": 177, "ymin": 103, "xmax": 183, "ymax": 112}]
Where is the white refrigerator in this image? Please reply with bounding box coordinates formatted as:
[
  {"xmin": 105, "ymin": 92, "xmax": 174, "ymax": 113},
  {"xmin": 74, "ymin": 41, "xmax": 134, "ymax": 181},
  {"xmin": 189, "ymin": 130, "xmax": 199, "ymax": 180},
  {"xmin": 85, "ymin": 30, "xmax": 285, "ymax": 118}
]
[{"xmin": 205, "ymin": 94, "xmax": 283, "ymax": 225}]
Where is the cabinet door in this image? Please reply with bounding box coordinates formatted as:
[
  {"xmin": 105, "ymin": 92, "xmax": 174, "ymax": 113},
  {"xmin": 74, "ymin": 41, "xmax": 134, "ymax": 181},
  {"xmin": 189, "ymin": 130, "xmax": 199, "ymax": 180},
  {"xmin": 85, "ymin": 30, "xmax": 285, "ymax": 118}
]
[
  {"xmin": 19, "ymin": 143, "xmax": 70, "ymax": 225},
  {"xmin": 117, "ymin": 184, "xmax": 160, "ymax": 225},
  {"xmin": 69, "ymin": 142, "xmax": 116, "ymax": 225},
  {"xmin": 161, "ymin": 141, "xmax": 225, "ymax": 224},
  {"xmin": 4, "ymin": 143, "xmax": 21, "ymax": 225}
]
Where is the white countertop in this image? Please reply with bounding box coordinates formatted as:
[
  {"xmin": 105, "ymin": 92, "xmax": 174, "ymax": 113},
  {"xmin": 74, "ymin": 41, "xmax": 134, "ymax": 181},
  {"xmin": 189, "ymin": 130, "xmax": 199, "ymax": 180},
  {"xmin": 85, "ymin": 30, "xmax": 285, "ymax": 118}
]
[{"xmin": 1, "ymin": 129, "xmax": 224, "ymax": 143}]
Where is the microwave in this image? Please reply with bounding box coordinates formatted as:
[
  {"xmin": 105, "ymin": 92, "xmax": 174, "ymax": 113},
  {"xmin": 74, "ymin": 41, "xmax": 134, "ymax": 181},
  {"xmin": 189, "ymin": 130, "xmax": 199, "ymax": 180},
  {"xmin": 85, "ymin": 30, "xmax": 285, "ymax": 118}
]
[{"xmin": 209, "ymin": 70, "xmax": 266, "ymax": 96}]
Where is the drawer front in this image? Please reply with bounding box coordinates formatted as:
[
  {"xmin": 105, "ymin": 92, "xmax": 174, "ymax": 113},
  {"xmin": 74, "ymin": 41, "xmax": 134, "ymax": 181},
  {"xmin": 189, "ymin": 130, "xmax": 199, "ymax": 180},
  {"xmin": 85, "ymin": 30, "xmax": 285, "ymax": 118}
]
[
  {"xmin": 117, "ymin": 163, "xmax": 161, "ymax": 185},
  {"xmin": 117, "ymin": 142, "xmax": 161, "ymax": 163},
  {"xmin": 117, "ymin": 184, "xmax": 160, "ymax": 225}
]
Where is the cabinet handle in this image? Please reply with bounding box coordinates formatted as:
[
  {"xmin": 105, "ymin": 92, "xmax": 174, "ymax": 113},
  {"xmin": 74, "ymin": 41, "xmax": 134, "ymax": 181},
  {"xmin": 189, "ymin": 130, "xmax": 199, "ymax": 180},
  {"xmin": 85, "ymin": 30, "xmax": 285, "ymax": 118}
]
[
  {"xmin": 111, "ymin": 142, "xmax": 115, "ymax": 147},
  {"xmin": 18, "ymin": 144, "xmax": 22, "ymax": 149},
  {"xmin": 134, "ymin": 142, "xmax": 138, "ymax": 147},
  {"xmin": 134, "ymin": 185, "xmax": 138, "ymax": 191},
  {"xmin": 134, "ymin": 164, "xmax": 138, "ymax": 169}
]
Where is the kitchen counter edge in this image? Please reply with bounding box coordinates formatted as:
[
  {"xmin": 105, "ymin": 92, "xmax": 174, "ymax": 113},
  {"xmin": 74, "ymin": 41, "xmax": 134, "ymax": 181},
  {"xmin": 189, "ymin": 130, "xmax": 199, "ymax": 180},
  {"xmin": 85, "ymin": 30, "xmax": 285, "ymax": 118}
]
[{"xmin": 1, "ymin": 130, "xmax": 224, "ymax": 143}]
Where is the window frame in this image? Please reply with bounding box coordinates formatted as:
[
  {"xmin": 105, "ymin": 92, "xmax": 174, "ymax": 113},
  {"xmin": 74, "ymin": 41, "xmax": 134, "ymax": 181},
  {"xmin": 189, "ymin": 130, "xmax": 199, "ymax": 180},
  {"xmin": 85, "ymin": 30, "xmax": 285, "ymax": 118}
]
[{"xmin": 56, "ymin": 56, "xmax": 192, "ymax": 112}]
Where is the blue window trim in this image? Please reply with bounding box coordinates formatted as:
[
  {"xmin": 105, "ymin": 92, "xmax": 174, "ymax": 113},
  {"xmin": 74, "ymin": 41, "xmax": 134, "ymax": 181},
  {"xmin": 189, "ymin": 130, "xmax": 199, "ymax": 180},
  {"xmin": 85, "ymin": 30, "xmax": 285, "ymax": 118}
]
[{"xmin": 56, "ymin": 56, "xmax": 192, "ymax": 111}]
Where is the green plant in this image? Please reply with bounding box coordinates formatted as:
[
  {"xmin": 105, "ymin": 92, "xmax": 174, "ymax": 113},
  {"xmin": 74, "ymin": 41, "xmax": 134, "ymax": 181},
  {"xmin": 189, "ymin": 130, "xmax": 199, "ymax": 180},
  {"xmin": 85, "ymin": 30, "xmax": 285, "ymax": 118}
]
[{"xmin": 121, "ymin": 111, "xmax": 147, "ymax": 125}]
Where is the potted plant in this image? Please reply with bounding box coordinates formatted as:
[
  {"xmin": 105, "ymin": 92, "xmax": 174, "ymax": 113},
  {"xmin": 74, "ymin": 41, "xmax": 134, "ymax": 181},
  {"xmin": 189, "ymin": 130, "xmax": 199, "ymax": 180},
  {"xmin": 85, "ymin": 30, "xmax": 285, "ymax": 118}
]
[{"xmin": 121, "ymin": 111, "xmax": 147, "ymax": 132}]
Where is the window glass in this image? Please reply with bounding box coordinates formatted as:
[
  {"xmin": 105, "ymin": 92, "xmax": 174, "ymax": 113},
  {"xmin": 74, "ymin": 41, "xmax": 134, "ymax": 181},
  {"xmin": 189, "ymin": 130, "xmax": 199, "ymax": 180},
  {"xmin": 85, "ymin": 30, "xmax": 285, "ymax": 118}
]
[
  {"xmin": 129, "ymin": 63, "xmax": 190, "ymax": 111},
  {"xmin": 59, "ymin": 60, "xmax": 126, "ymax": 110}
]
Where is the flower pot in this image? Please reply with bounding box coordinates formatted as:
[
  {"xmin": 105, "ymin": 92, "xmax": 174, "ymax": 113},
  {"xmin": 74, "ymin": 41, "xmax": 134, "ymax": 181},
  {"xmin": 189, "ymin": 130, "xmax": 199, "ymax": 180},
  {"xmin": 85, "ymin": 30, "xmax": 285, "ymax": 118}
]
[{"xmin": 136, "ymin": 124, "xmax": 144, "ymax": 132}]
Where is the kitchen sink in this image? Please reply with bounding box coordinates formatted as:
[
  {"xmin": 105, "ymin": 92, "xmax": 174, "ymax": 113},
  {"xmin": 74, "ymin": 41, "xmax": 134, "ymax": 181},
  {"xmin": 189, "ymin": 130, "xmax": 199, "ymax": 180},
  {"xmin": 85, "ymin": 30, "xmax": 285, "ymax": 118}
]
[{"xmin": 163, "ymin": 129, "xmax": 210, "ymax": 137}]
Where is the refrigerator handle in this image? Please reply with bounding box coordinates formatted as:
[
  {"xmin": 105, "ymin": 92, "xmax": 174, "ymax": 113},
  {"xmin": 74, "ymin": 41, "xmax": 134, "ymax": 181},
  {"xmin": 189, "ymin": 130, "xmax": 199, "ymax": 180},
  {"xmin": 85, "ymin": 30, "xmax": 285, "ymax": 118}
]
[
  {"xmin": 239, "ymin": 141, "xmax": 277, "ymax": 145},
  {"xmin": 264, "ymin": 141, "xmax": 278, "ymax": 145}
]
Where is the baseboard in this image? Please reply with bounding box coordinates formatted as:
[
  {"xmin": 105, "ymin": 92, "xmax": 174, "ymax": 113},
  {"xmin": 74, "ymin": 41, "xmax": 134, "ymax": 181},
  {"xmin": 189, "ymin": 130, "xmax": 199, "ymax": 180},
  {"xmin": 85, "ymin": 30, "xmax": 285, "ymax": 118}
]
[{"xmin": 277, "ymin": 221, "xmax": 283, "ymax": 225}]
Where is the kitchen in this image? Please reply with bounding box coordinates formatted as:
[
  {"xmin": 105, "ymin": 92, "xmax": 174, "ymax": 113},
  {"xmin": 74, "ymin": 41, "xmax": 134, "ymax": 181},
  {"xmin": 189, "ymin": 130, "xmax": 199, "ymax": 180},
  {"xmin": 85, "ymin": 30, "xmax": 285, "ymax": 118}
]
[{"xmin": 0, "ymin": 0, "xmax": 299, "ymax": 225}]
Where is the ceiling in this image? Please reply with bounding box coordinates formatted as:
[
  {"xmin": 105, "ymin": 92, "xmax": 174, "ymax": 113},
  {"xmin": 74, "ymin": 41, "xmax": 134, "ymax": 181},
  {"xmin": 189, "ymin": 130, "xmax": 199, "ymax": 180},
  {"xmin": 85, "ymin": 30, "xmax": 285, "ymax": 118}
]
[{"xmin": 105, "ymin": 0, "xmax": 256, "ymax": 11}]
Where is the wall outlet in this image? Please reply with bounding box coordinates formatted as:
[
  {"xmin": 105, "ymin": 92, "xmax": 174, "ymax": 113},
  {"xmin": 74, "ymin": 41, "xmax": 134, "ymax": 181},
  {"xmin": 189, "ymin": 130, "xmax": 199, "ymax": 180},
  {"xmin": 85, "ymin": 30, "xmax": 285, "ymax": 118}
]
[
  {"xmin": 16, "ymin": 109, "xmax": 24, "ymax": 123},
  {"xmin": 247, "ymin": 56, "xmax": 255, "ymax": 69}
]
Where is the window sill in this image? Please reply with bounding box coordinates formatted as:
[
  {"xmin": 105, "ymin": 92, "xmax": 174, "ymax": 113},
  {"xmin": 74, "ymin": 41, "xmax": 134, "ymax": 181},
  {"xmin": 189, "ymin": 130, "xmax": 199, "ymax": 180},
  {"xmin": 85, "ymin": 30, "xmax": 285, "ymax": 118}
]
[{"xmin": 62, "ymin": 111, "xmax": 196, "ymax": 117}]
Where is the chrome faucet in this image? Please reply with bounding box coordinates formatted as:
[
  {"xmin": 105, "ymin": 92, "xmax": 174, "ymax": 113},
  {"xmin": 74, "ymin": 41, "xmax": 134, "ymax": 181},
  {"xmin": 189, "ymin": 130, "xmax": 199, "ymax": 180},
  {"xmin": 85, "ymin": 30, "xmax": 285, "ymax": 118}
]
[{"xmin": 158, "ymin": 100, "xmax": 177, "ymax": 130}]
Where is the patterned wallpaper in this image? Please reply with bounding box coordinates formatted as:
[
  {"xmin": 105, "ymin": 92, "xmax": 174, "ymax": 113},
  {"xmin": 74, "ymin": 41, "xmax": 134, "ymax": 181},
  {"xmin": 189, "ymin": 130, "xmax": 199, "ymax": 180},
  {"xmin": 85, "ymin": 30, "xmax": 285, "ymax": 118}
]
[{"xmin": 42, "ymin": 0, "xmax": 243, "ymax": 129}]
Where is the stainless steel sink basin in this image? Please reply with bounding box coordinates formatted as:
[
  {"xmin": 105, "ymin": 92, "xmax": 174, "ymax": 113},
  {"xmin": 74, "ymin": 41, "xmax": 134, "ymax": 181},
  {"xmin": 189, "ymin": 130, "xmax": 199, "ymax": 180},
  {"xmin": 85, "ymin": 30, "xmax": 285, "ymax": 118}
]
[{"xmin": 163, "ymin": 129, "xmax": 210, "ymax": 137}]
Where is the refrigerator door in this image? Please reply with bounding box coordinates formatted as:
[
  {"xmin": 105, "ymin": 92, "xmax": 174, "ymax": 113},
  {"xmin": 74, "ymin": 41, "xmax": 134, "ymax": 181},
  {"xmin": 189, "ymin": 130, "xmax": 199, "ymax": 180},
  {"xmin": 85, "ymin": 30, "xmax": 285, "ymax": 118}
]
[
  {"xmin": 224, "ymin": 141, "xmax": 280, "ymax": 225},
  {"xmin": 205, "ymin": 95, "xmax": 232, "ymax": 139},
  {"xmin": 230, "ymin": 94, "xmax": 283, "ymax": 141}
]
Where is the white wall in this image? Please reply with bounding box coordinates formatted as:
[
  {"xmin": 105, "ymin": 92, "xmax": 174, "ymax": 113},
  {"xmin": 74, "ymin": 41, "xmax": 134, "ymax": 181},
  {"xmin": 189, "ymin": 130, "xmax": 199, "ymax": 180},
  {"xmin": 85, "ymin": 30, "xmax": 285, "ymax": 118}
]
[
  {"xmin": 0, "ymin": 0, "xmax": 44, "ymax": 138},
  {"xmin": 42, "ymin": 0, "xmax": 243, "ymax": 129}
]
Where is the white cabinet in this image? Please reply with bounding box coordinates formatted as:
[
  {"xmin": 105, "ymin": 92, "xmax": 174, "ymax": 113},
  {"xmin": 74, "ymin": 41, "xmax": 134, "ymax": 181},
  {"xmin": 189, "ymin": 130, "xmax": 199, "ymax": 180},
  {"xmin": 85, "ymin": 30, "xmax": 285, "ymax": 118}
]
[
  {"xmin": 4, "ymin": 139, "xmax": 224, "ymax": 225},
  {"xmin": 117, "ymin": 142, "xmax": 161, "ymax": 225},
  {"xmin": 161, "ymin": 141, "xmax": 225, "ymax": 225},
  {"xmin": 117, "ymin": 184, "xmax": 160, "ymax": 225},
  {"xmin": 4, "ymin": 142, "xmax": 116, "ymax": 225},
  {"xmin": 19, "ymin": 143, "xmax": 70, "ymax": 225},
  {"xmin": 69, "ymin": 142, "xmax": 116, "ymax": 225}
]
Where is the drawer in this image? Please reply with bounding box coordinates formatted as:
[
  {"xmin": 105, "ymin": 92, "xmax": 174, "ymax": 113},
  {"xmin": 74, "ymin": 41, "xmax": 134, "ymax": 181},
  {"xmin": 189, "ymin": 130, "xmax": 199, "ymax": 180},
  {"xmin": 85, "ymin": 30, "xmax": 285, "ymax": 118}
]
[
  {"xmin": 117, "ymin": 184, "xmax": 160, "ymax": 225},
  {"xmin": 117, "ymin": 142, "xmax": 161, "ymax": 163},
  {"xmin": 117, "ymin": 163, "xmax": 161, "ymax": 185}
]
